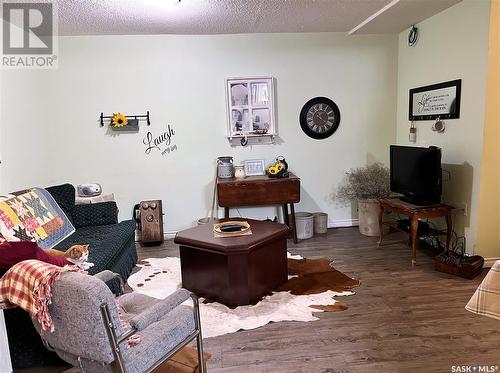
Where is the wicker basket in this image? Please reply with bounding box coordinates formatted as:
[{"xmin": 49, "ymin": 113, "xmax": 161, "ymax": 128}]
[{"xmin": 434, "ymin": 253, "xmax": 484, "ymax": 279}]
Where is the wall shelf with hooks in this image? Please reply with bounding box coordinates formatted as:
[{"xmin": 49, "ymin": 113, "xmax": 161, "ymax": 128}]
[{"xmin": 99, "ymin": 111, "xmax": 151, "ymax": 127}]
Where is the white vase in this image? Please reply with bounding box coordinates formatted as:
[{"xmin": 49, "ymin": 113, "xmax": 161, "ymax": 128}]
[{"xmin": 357, "ymin": 199, "xmax": 381, "ymax": 237}]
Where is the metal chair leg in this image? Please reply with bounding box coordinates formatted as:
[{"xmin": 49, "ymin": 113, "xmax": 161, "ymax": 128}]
[
  {"xmin": 190, "ymin": 294, "xmax": 206, "ymax": 373},
  {"xmin": 197, "ymin": 334, "xmax": 205, "ymax": 373},
  {"xmin": 101, "ymin": 304, "xmax": 127, "ymax": 373}
]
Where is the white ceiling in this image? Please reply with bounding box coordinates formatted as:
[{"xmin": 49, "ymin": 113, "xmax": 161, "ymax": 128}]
[
  {"xmin": 349, "ymin": 0, "xmax": 463, "ymax": 34},
  {"xmin": 54, "ymin": 0, "xmax": 462, "ymax": 36}
]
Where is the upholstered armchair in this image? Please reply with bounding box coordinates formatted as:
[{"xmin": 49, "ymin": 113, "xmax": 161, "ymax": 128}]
[{"xmin": 32, "ymin": 270, "xmax": 205, "ymax": 373}]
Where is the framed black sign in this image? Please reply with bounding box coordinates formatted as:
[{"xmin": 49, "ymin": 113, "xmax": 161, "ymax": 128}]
[{"xmin": 409, "ymin": 79, "xmax": 461, "ymax": 121}]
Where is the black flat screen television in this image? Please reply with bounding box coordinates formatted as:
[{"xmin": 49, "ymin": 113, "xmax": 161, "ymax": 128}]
[{"xmin": 390, "ymin": 145, "xmax": 442, "ymax": 205}]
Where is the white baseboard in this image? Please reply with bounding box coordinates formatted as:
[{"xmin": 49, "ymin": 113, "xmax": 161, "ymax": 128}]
[
  {"xmin": 164, "ymin": 231, "xmax": 177, "ymax": 240},
  {"xmin": 483, "ymin": 257, "xmax": 500, "ymax": 268},
  {"xmin": 156, "ymin": 226, "xmax": 497, "ymax": 269},
  {"xmin": 152, "ymin": 219, "xmax": 360, "ymax": 241},
  {"xmin": 328, "ymin": 218, "xmax": 359, "ymax": 228}
]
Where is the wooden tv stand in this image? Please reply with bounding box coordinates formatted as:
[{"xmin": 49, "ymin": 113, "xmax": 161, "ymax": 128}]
[{"xmin": 378, "ymin": 198, "xmax": 453, "ymax": 266}]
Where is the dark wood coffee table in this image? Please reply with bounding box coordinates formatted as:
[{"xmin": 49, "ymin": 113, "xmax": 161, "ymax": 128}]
[{"xmin": 174, "ymin": 219, "xmax": 290, "ymax": 307}]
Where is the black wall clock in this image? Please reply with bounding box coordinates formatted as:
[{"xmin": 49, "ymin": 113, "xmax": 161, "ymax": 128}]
[{"xmin": 299, "ymin": 97, "xmax": 341, "ymax": 139}]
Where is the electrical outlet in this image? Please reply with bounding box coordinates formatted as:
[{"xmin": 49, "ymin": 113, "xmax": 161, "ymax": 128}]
[{"xmin": 453, "ymin": 202, "xmax": 468, "ymax": 216}]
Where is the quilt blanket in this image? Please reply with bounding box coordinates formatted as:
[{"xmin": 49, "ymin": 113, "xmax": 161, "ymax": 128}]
[{"xmin": 0, "ymin": 188, "xmax": 75, "ymax": 249}]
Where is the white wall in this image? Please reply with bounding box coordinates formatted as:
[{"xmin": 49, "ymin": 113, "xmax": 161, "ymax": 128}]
[
  {"xmin": 1, "ymin": 70, "xmax": 52, "ymax": 192},
  {"xmin": 396, "ymin": 0, "xmax": 490, "ymax": 253},
  {"xmin": 1, "ymin": 32, "xmax": 397, "ymax": 232}
]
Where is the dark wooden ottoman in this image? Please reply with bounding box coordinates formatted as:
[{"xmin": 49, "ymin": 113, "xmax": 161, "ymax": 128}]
[{"xmin": 174, "ymin": 219, "xmax": 290, "ymax": 307}]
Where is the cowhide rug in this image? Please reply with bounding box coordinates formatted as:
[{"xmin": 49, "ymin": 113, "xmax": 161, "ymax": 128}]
[{"xmin": 127, "ymin": 253, "xmax": 360, "ymax": 338}]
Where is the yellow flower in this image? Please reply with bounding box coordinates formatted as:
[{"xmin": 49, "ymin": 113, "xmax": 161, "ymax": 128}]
[
  {"xmin": 112, "ymin": 113, "xmax": 128, "ymax": 127},
  {"xmin": 268, "ymin": 166, "xmax": 278, "ymax": 174}
]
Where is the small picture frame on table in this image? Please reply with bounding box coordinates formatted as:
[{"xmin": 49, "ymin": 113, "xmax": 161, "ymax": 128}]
[{"xmin": 244, "ymin": 159, "xmax": 266, "ymax": 176}]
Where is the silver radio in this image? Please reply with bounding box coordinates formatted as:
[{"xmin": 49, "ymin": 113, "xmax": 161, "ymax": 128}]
[{"xmin": 77, "ymin": 183, "xmax": 102, "ymax": 197}]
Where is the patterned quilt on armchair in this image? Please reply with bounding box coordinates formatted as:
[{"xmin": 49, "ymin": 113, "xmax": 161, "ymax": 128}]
[{"xmin": 0, "ymin": 188, "xmax": 75, "ymax": 249}]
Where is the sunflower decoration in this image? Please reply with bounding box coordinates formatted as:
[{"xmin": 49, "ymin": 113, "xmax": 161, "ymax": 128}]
[
  {"xmin": 267, "ymin": 162, "xmax": 285, "ymax": 176},
  {"xmin": 111, "ymin": 113, "xmax": 128, "ymax": 128},
  {"xmin": 267, "ymin": 163, "xmax": 283, "ymax": 175},
  {"xmin": 267, "ymin": 156, "xmax": 289, "ymax": 178}
]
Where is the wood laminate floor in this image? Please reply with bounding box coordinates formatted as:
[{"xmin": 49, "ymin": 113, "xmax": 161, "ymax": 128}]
[
  {"xmin": 137, "ymin": 227, "xmax": 500, "ymax": 373},
  {"xmin": 15, "ymin": 227, "xmax": 500, "ymax": 373}
]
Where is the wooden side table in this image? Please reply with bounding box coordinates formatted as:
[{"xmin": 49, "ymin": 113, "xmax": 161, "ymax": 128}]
[
  {"xmin": 378, "ymin": 198, "xmax": 453, "ymax": 266},
  {"xmin": 217, "ymin": 173, "xmax": 300, "ymax": 243}
]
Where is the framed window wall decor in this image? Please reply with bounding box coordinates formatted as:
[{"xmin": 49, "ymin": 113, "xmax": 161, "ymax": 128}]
[{"xmin": 225, "ymin": 77, "xmax": 277, "ymax": 146}]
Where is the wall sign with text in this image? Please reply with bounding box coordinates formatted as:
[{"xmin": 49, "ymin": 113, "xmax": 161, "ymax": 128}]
[
  {"xmin": 143, "ymin": 125, "xmax": 177, "ymax": 156},
  {"xmin": 409, "ymin": 79, "xmax": 462, "ymax": 121}
]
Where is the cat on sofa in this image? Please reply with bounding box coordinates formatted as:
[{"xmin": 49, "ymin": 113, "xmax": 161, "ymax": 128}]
[{"xmin": 45, "ymin": 244, "xmax": 95, "ymax": 270}]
